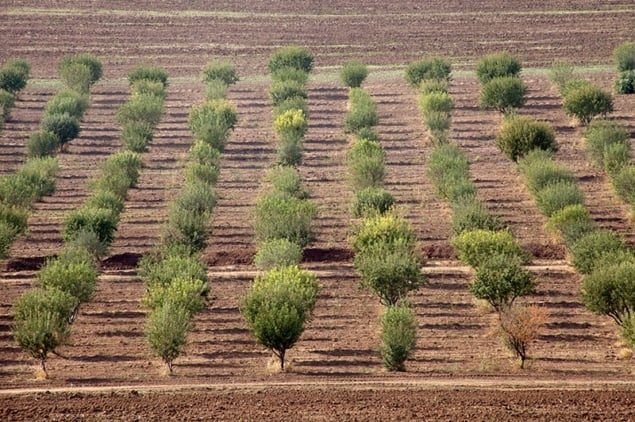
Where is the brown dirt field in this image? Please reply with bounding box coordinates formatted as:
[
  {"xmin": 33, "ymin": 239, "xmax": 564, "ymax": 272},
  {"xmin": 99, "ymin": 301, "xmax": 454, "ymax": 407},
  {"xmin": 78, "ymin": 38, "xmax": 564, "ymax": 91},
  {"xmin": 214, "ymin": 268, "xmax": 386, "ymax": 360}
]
[{"xmin": 1, "ymin": 0, "xmax": 635, "ymax": 419}]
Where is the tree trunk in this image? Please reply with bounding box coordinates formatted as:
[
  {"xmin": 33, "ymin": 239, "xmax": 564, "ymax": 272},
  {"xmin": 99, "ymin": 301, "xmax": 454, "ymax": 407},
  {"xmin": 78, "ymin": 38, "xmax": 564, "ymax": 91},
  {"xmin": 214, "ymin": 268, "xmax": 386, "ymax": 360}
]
[
  {"xmin": 40, "ymin": 358, "xmax": 48, "ymax": 378},
  {"xmin": 279, "ymin": 350, "xmax": 285, "ymax": 371}
]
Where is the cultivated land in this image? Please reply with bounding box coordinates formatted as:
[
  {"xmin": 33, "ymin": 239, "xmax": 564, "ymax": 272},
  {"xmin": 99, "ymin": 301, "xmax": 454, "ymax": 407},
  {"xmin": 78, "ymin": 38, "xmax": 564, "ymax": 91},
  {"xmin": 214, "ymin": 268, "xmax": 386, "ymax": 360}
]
[{"xmin": 1, "ymin": 1, "xmax": 635, "ymax": 419}]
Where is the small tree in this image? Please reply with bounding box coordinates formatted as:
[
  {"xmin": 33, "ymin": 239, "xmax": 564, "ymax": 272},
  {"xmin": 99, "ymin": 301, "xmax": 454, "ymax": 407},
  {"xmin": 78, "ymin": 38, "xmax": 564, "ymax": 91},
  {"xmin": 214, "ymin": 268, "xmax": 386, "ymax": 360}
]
[
  {"xmin": 613, "ymin": 42, "xmax": 635, "ymax": 72},
  {"xmin": 254, "ymin": 238, "xmax": 303, "ymax": 270},
  {"xmin": 480, "ymin": 76, "xmax": 527, "ymax": 113},
  {"xmin": 64, "ymin": 206, "xmax": 120, "ymax": 247},
  {"xmin": 128, "ymin": 65, "xmax": 169, "ymax": 88},
  {"xmin": 26, "ymin": 130, "xmax": 60, "ymax": 158},
  {"xmin": 379, "ymin": 304, "xmax": 417, "ymax": 371},
  {"xmin": 58, "ymin": 63, "xmax": 92, "ymax": 94},
  {"xmin": 452, "ymin": 229, "xmax": 529, "ymax": 268},
  {"xmin": 241, "ymin": 266, "xmax": 319, "ymax": 370},
  {"xmin": 347, "ymin": 139, "xmax": 385, "ymax": 190},
  {"xmin": 188, "ymin": 99, "xmax": 238, "ymax": 151},
  {"xmin": 475, "ymin": 52, "xmax": 522, "ymax": 84},
  {"xmin": 584, "ymin": 119, "xmax": 629, "ymax": 169},
  {"xmin": 201, "ymin": 60, "xmax": 238, "ymax": 85},
  {"xmin": 404, "ymin": 58, "xmax": 451, "ymax": 87},
  {"xmin": 496, "ymin": 116, "xmax": 557, "ymax": 162},
  {"xmin": 143, "ymin": 276, "xmax": 209, "ymax": 315},
  {"xmin": 268, "ymin": 46, "xmax": 314, "ymax": 74},
  {"xmin": 497, "ymin": 304, "xmax": 547, "ymax": 369},
  {"xmin": 581, "ymin": 260, "xmax": 635, "ymax": 326},
  {"xmin": 570, "ymin": 229, "xmax": 629, "ymax": 275},
  {"xmin": 548, "ymin": 60, "xmax": 576, "ymax": 92},
  {"xmin": 116, "ymin": 93, "xmax": 165, "ymax": 129},
  {"xmin": 0, "ymin": 59, "xmax": 30, "ymax": 93},
  {"xmin": 253, "ymin": 193, "xmax": 317, "ymax": 247},
  {"xmin": 340, "ymin": 61, "xmax": 368, "ymax": 88},
  {"xmin": 0, "ymin": 89, "xmax": 15, "ymax": 120},
  {"xmin": 59, "ymin": 53, "xmax": 103, "ymax": 87},
  {"xmin": 273, "ymin": 108, "xmax": 308, "ymax": 141},
  {"xmin": 145, "ymin": 301, "xmax": 192, "ymax": 373},
  {"xmin": 351, "ymin": 187, "xmax": 395, "ymax": 218},
  {"xmin": 37, "ymin": 249, "xmax": 98, "ymax": 304},
  {"xmin": 563, "ymin": 83, "xmax": 613, "ymax": 125},
  {"xmin": 269, "ymin": 79, "xmax": 308, "ymax": 107},
  {"xmin": 41, "ymin": 112, "xmax": 81, "ymax": 150}
]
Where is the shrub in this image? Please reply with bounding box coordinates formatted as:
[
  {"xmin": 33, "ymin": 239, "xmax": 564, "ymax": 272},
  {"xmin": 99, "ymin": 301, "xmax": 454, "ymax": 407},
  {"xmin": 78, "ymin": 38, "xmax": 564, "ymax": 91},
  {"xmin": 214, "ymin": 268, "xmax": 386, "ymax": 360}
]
[
  {"xmin": 172, "ymin": 182, "xmax": 216, "ymax": 215},
  {"xmin": 254, "ymin": 238, "xmax": 303, "ymax": 270},
  {"xmin": 185, "ymin": 162, "xmax": 220, "ymax": 186},
  {"xmin": 13, "ymin": 156, "xmax": 60, "ymax": 201},
  {"xmin": 241, "ymin": 265, "xmax": 319, "ymax": 370},
  {"xmin": 419, "ymin": 90, "xmax": 454, "ymax": 115},
  {"xmin": 534, "ymin": 180, "xmax": 584, "ymax": 217},
  {"xmin": 46, "ymin": 89, "xmax": 90, "ymax": 119},
  {"xmin": 271, "ymin": 67, "xmax": 309, "ymax": 85},
  {"xmin": 340, "ymin": 61, "xmax": 368, "ymax": 88},
  {"xmin": 419, "ymin": 78, "xmax": 450, "ymax": 95},
  {"xmin": 164, "ymin": 208, "xmax": 210, "ymax": 252},
  {"xmin": 277, "ymin": 137, "xmax": 303, "ymax": 166},
  {"xmin": 563, "ymin": 83, "xmax": 613, "ymax": 125},
  {"xmin": 273, "ymin": 108, "xmax": 308, "ymax": 141},
  {"xmin": 269, "ymin": 79, "xmax": 307, "ymax": 107},
  {"xmin": 67, "ymin": 229, "xmax": 108, "ymax": 259},
  {"xmin": 145, "ymin": 301, "xmax": 192, "ymax": 373},
  {"xmin": 451, "ymin": 198, "xmax": 503, "ymax": 235},
  {"xmin": 548, "ymin": 60, "xmax": 576, "ymax": 91},
  {"xmin": 0, "ymin": 61, "xmax": 29, "ymax": 93},
  {"xmin": 379, "ymin": 305, "xmax": 417, "ymax": 371},
  {"xmin": 354, "ymin": 126, "xmax": 379, "ymax": 142},
  {"xmin": 201, "ymin": 60, "xmax": 238, "ymax": 85},
  {"xmin": 128, "ymin": 65, "xmax": 169, "ymax": 87},
  {"xmin": 92, "ymin": 173, "xmax": 133, "ymax": 200},
  {"xmin": 37, "ymin": 254, "xmax": 98, "ymax": 304},
  {"xmin": 480, "ymin": 76, "xmax": 527, "ymax": 113},
  {"xmin": 354, "ymin": 238, "xmax": 425, "ymax": 306},
  {"xmin": 85, "ymin": 189, "xmax": 125, "ymax": 215},
  {"xmin": 584, "ymin": 119, "xmax": 629, "ymax": 168},
  {"xmin": 475, "ymin": 52, "xmax": 522, "ymax": 84},
  {"xmin": 121, "ymin": 121, "xmax": 154, "ymax": 152},
  {"xmin": 143, "ymin": 276, "xmax": 209, "ymax": 315},
  {"xmin": 0, "ymin": 221, "xmax": 17, "ymax": 259},
  {"xmin": 0, "ymin": 89, "xmax": 15, "ymax": 120},
  {"xmin": 570, "ymin": 229, "xmax": 629, "ymax": 275},
  {"xmin": 12, "ymin": 288, "xmax": 74, "ymax": 375},
  {"xmin": 188, "ymin": 99, "xmax": 238, "ymax": 151},
  {"xmin": 471, "ymin": 252, "xmax": 535, "ymax": 313},
  {"xmin": 404, "ymin": 58, "xmax": 452, "ymax": 87},
  {"xmin": 427, "ymin": 143, "xmax": 473, "ymax": 201},
  {"xmin": 0, "ymin": 204, "xmax": 28, "ymax": 235},
  {"xmin": 497, "ymin": 304, "xmax": 547, "ymax": 369},
  {"xmin": 64, "ymin": 206, "xmax": 119, "ymax": 247},
  {"xmin": 268, "ymin": 46, "xmax": 314, "ymax": 74},
  {"xmin": 116, "ymin": 93, "xmax": 164, "ymax": 129},
  {"xmin": 131, "ymin": 79, "xmax": 167, "ymax": 100},
  {"xmin": 351, "ymin": 187, "xmax": 395, "ymax": 217},
  {"xmin": 613, "ymin": 165, "xmax": 635, "ymax": 205},
  {"xmin": 102, "ymin": 151, "xmax": 142, "ymax": 188},
  {"xmin": 582, "ymin": 260, "xmax": 635, "ymax": 327},
  {"xmin": 347, "ymin": 139, "xmax": 385, "ymax": 190},
  {"xmin": 253, "ymin": 194, "xmax": 317, "ymax": 247},
  {"xmin": 424, "ymin": 111, "xmax": 451, "ymax": 141},
  {"xmin": 517, "ymin": 150, "xmax": 574, "ymax": 194},
  {"xmin": 26, "ymin": 130, "xmax": 60, "ymax": 158},
  {"xmin": 545, "ymin": 204, "xmax": 594, "ymax": 247},
  {"xmin": 186, "ymin": 141, "xmax": 221, "ymax": 185},
  {"xmin": 273, "ymin": 95, "xmax": 308, "ymax": 119},
  {"xmin": 138, "ymin": 250, "xmax": 207, "ymax": 290},
  {"xmin": 203, "ymin": 79, "xmax": 228, "ymax": 100},
  {"xmin": 41, "ymin": 112, "xmax": 81, "ymax": 149},
  {"xmin": 351, "ymin": 214, "xmax": 417, "ymax": 254},
  {"xmin": 58, "ymin": 62, "xmax": 92, "ymax": 93},
  {"xmin": 344, "ymin": 91, "xmax": 378, "ymax": 133},
  {"xmin": 190, "ymin": 139, "xmax": 222, "ymax": 167},
  {"xmin": 451, "ymin": 229, "xmax": 528, "ymax": 268},
  {"xmin": 604, "ymin": 142, "xmax": 631, "ymax": 177},
  {"xmin": 613, "ymin": 42, "xmax": 635, "ymax": 72},
  {"xmin": 59, "ymin": 53, "xmax": 103, "ymax": 87},
  {"xmin": 267, "ymin": 165, "xmax": 308, "ymax": 199},
  {"xmin": 559, "ymin": 78, "xmax": 593, "ymax": 98},
  {"xmin": 496, "ymin": 116, "xmax": 557, "ymax": 162},
  {"xmin": 615, "ymin": 70, "xmax": 635, "ymax": 94}
]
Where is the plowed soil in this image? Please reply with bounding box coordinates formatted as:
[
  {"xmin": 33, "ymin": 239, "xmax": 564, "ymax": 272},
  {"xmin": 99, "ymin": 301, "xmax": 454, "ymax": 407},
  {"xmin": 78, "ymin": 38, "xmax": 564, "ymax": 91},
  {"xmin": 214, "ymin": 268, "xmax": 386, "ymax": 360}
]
[{"xmin": 1, "ymin": 0, "xmax": 635, "ymax": 419}]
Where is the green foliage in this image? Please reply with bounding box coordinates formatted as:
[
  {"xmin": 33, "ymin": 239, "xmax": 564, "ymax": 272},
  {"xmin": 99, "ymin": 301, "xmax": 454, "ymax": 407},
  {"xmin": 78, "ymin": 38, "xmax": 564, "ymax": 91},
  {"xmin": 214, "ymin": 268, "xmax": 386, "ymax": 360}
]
[
  {"xmin": 351, "ymin": 187, "xmax": 395, "ymax": 218},
  {"xmin": 404, "ymin": 58, "xmax": 452, "ymax": 87},
  {"xmin": 0, "ymin": 59, "xmax": 30, "ymax": 93},
  {"xmin": 0, "ymin": 221, "xmax": 17, "ymax": 259},
  {"xmin": 128, "ymin": 65, "xmax": 169, "ymax": 87},
  {"xmin": 201, "ymin": 60, "xmax": 238, "ymax": 85},
  {"xmin": 419, "ymin": 90, "xmax": 454, "ymax": 115},
  {"xmin": 582, "ymin": 260, "xmax": 635, "ymax": 326},
  {"xmin": 471, "ymin": 253, "xmax": 535, "ymax": 313},
  {"xmin": 344, "ymin": 89, "xmax": 378, "ymax": 134},
  {"xmin": 267, "ymin": 165, "xmax": 308, "ymax": 199},
  {"xmin": 269, "ymin": 79, "xmax": 307, "ymax": 107},
  {"xmin": 584, "ymin": 119, "xmax": 629, "ymax": 169},
  {"xmin": 379, "ymin": 305, "xmax": 417, "ymax": 371},
  {"xmin": 143, "ymin": 276, "xmax": 209, "ymax": 315},
  {"xmin": 271, "ymin": 67, "xmax": 309, "ymax": 85},
  {"xmin": 570, "ymin": 229, "xmax": 629, "ymax": 275},
  {"xmin": 0, "ymin": 89, "xmax": 15, "ymax": 120},
  {"xmin": 46, "ymin": 90, "xmax": 90, "ymax": 118},
  {"xmin": 254, "ymin": 238, "xmax": 303, "ymax": 271},
  {"xmin": 451, "ymin": 198, "xmax": 503, "ymax": 236},
  {"xmin": 26, "ymin": 130, "xmax": 60, "ymax": 158},
  {"xmin": 563, "ymin": 83, "xmax": 613, "ymax": 125},
  {"xmin": 480, "ymin": 76, "xmax": 527, "ymax": 113},
  {"xmin": 273, "ymin": 108, "xmax": 308, "ymax": 141},
  {"xmin": 347, "ymin": 138, "xmax": 385, "ymax": 190},
  {"xmin": 427, "ymin": 143, "xmax": 475, "ymax": 203},
  {"xmin": 354, "ymin": 126, "xmax": 379, "ymax": 142},
  {"xmin": 419, "ymin": 78, "xmax": 450, "ymax": 95},
  {"xmin": 272, "ymin": 95, "xmax": 308, "ymax": 119},
  {"xmin": 85, "ymin": 189, "xmax": 125, "ymax": 215},
  {"xmin": 102, "ymin": 151, "xmax": 142, "ymax": 189},
  {"xmin": 340, "ymin": 61, "xmax": 368, "ymax": 88},
  {"xmin": 545, "ymin": 204, "xmax": 594, "ymax": 247},
  {"xmin": 0, "ymin": 157, "xmax": 59, "ymax": 207},
  {"xmin": 0, "ymin": 203, "xmax": 29, "ymax": 235},
  {"xmin": 188, "ymin": 99, "xmax": 238, "ymax": 151},
  {"xmin": 452, "ymin": 229, "xmax": 528, "ymax": 268},
  {"xmin": 615, "ymin": 70, "xmax": 635, "ymax": 94},
  {"xmin": 475, "ymin": 52, "xmax": 522, "ymax": 84},
  {"xmin": 131, "ymin": 79, "xmax": 167, "ymax": 100},
  {"xmin": 560, "ymin": 78, "xmax": 593, "ymax": 98},
  {"xmin": 351, "ymin": 214, "xmax": 417, "ymax": 254},
  {"xmin": 253, "ymin": 193, "xmax": 317, "ymax": 247},
  {"xmin": 172, "ymin": 182, "xmax": 216, "ymax": 215},
  {"xmin": 241, "ymin": 265, "xmax": 319, "ymax": 370},
  {"xmin": 59, "ymin": 53, "xmax": 103, "ymax": 87},
  {"xmin": 58, "ymin": 62, "xmax": 92, "ymax": 93},
  {"xmin": 517, "ymin": 149, "xmax": 574, "ymax": 195},
  {"xmin": 116, "ymin": 93, "xmax": 165, "ymax": 129},
  {"xmin": 604, "ymin": 142, "xmax": 631, "ymax": 178},
  {"xmin": 64, "ymin": 206, "xmax": 119, "ymax": 247},
  {"xmin": 613, "ymin": 42, "xmax": 635, "ymax": 72},
  {"xmin": 204, "ymin": 79, "xmax": 229, "ymax": 100},
  {"xmin": 41, "ymin": 112, "xmax": 81, "ymax": 148},
  {"xmin": 185, "ymin": 162, "xmax": 219, "ymax": 186},
  {"xmin": 496, "ymin": 116, "xmax": 557, "ymax": 162},
  {"xmin": 613, "ymin": 165, "xmax": 635, "ymax": 206},
  {"xmin": 164, "ymin": 207, "xmax": 210, "ymax": 252},
  {"xmin": 121, "ymin": 120, "xmax": 154, "ymax": 152},
  {"xmin": 534, "ymin": 180, "xmax": 584, "ymax": 217},
  {"xmin": 37, "ymin": 253, "xmax": 97, "ymax": 304},
  {"xmin": 268, "ymin": 46, "xmax": 314, "ymax": 74},
  {"xmin": 277, "ymin": 136, "xmax": 303, "ymax": 166},
  {"xmin": 145, "ymin": 301, "xmax": 192, "ymax": 373},
  {"xmin": 548, "ymin": 60, "xmax": 576, "ymax": 91},
  {"xmin": 138, "ymin": 249, "xmax": 207, "ymax": 290}
]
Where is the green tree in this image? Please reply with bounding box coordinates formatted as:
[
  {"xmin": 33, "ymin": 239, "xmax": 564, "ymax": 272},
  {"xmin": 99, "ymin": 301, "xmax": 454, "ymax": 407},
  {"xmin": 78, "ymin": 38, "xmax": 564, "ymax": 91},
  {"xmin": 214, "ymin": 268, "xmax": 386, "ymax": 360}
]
[
  {"xmin": 201, "ymin": 60, "xmax": 238, "ymax": 85},
  {"xmin": 379, "ymin": 304, "xmax": 418, "ymax": 371},
  {"xmin": 480, "ymin": 76, "xmax": 527, "ymax": 113},
  {"xmin": 145, "ymin": 301, "xmax": 192, "ymax": 373},
  {"xmin": 340, "ymin": 61, "xmax": 368, "ymax": 88},
  {"xmin": 496, "ymin": 116, "xmax": 557, "ymax": 162},
  {"xmin": 563, "ymin": 83, "xmax": 613, "ymax": 125},
  {"xmin": 475, "ymin": 52, "xmax": 521, "ymax": 84},
  {"xmin": 268, "ymin": 46, "xmax": 314, "ymax": 74}
]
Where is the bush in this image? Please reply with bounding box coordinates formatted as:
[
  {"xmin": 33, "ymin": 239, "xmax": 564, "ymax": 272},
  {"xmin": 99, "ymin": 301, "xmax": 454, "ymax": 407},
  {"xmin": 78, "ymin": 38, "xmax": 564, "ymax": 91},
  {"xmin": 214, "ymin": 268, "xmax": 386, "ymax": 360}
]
[
  {"xmin": 190, "ymin": 139, "xmax": 221, "ymax": 167},
  {"xmin": 0, "ymin": 221, "xmax": 17, "ymax": 259},
  {"xmin": 41, "ymin": 112, "xmax": 81, "ymax": 149},
  {"xmin": 604, "ymin": 142, "xmax": 631, "ymax": 177},
  {"xmin": 427, "ymin": 143, "xmax": 474, "ymax": 201},
  {"xmin": 116, "ymin": 93, "xmax": 164, "ymax": 129},
  {"xmin": 582, "ymin": 260, "xmax": 635, "ymax": 327},
  {"xmin": 201, "ymin": 60, "xmax": 238, "ymax": 85},
  {"xmin": 351, "ymin": 187, "xmax": 395, "ymax": 217},
  {"xmin": 451, "ymin": 198, "xmax": 503, "ymax": 235},
  {"xmin": 273, "ymin": 108, "xmax": 308, "ymax": 141},
  {"xmin": 92, "ymin": 173, "xmax": 134, "ymax": 200},
  {"xmin": 613, "ymin": 42, "xmax": 635, "ymax": 72},
  {"xmin": 613, "ymin": 165, "xmax": 635, "ymax": 205},
  {"xmin": 138, "ymin": 249, "xmax": 207, "ymax": 290},
  {"xmin": 471, "ymin": 252, "xmax": 535, "ymax": 313},
  {"xmin": 353, "ymin": 126, "xmax": 379, "ymax": 142},
  {"xmin": 277, "ymin": 137, "xmax": 303, "ymax": 167},
  {"xmin": 404, "ymin": 58, "xmax": 451, "ymax": 87},
  {"xmin": 188, "ymin": 99, "xmax": 238, "ymax": 151},
  {"xmin": 347, "ymin": 139, "xmax": 385, "ymax": 190},
  {"xmin": 0, "ymin": 89, "xmax": 15, "ymax": 120},
  {"xmin": 59, "ymin": 53, "xmax": 103, "ymax": 87},
  {"xmin": 12, "ymin": 288, "xmax": 74, "ymax": 375},
  {"xmin": 497, "ymin": 304, "xmax": 547, "ymax": 369},
  {"xmin": 102, "ymin": 151, "xmax": 142, "ymax": 188},
  {"xmin": 58, "ymin": 62, "xmax": 92, "ymax": 93},
  {"xmin": 563, "ymin": 83, "xmax": 613, "ymax": 125},
  {"xmin": 268, "ymin": 46, "xmax": 314, "ymax": 74},
  {"xmin": 340, "ymin": 61, "xmax": 368, "ymax": 88},
  {"xmin": 351, "ymin": 214, "xmax": 417, "ymax": 254},
  {"xmin": 344, "ymin": 90, "xmax": 378, "ymax": 133},
  {"xmin": 545, "ymin": 204, "xmax": 594, "ymax": 247},
  {"xmin": 26, "ymin": 130, "xmax": 60, "ymax": 158},
  {"xmin": 480, "ymin": 76, "xmax": 527, "ymax": 113},
  {"xmin": 254, "ymin": 238, "xmax": 303, "ymax": 270},
  {"xmin": 424, "ymin": 111, "xmax": 451, "ymax": 142},
  {"xmin": 203, "ymin": 79, "xmax": 228, "ymax": 101},
  {"xmin": 496, "ymin": 116, "xmax": 557, "ymax": 162},
  {"xmin": 64, "ymin": 206, "xmax": 119, "ymax": 247},
  {"xmin": 241, "ymin": 265, "xmax": 319, "ymax": 370},
  {"xmin": 0, "ymin": 204, "xmax": 29, "ymax": 235},
  {"xmin": 451, "ymin": 229, "xmax": 528, "ymax": 268},
  {"xmin": 584, "ymin": 120, "xmax": 629, "ymax": 169},
  {"xmin": 145, "ymin": 301, "xmax": 192, "ymax": 373},
  {"xmin": 67, "ymin": 229, "xmax": 108, "ymax": 259},
  {"xmin": 131, "ymin": 79, "xmax": 167, "ymax": 100},
  {"xmin": 253, "ymin": 194, "xmax": 317, "ymax": 247},
  {"xmin": 37, "ymin": 253, "xmax": 98, "ymax": 304},
  {"xmin": 172, "ymin": 182, "xmax": 216, "ymax": 215},
  {"xmin": 9, "ymin": 156, "xmax": 60, "ymax": 203},
  {"xmin": 85, "ymin": 189, "xmax": 125, "ymax": 215},
  {"xmin": 164, "ymin": 208, "xmax": 210, "ymax": 252},
  {"xmin": 121, "ymin": 121, "xmax": 154, "ymax": 152},
  {"xmin": 354, "ymin": 238, "xmax": 425, "ymax": 305},
  {"xmin": 475, "ymin": 52, "xmax": 522, "ymax": 84},
  {"xmin": 185, "ymin": 162, "xmax": 220, "ymax": 186},
  {"xmin": 271, "ymin": 67, "xmax": 309, "ymax": 85},
  {"xmin": 379, "ymin": 305, "xmax": 417, "ymax": 371},
  {"xmin": 534, "ymin": 180, "xmax": 584, "ymax": 217},
  {"xmin": 615, "ymin": 70, "xmax": 635, "ymax": 94},
  {"xmin": 419, "ymin": 78, "xmax": 450, "ymax": 95},
  {"xmin": 0, "ymin": 60, "xmax": 30, "ymax": 93},
  {"xmin": 269, "ymin": 79, "xmax": 307, "ymax": 107},
  {"xmin": 143, "ymin": 276, "xmax": 209, "ymax": 315},
  {"xmin": 46, "ymin": 89, "xmax": 90, "ymax": 119},
  {"xmin": 548, "ymin": 60, "xmax": 576, "ymax": 92},
  {"xmin": 419, "ymin": 90, "xmax": 454, "ymax": 115},
  {"xmin": 128, "ymin": 65, "xmax": 169, "ymax": 87},
  {"xmin": 267, "ymin": 165, "xmax": 308, "ymax": 199},
  {"xmin": 272, "ymin": 95, "xmax": 308, "ymax": 119},
  {"xmin": 570, "ymin": 229, "xmax": 629, "ymax": 275},
  {"xmin": 517, "ymin": 149, "xmax": 574, "ymax": 194},
  {"xmin": 559, "ymin": 78, "xmax": 593, "ymax": 98}
]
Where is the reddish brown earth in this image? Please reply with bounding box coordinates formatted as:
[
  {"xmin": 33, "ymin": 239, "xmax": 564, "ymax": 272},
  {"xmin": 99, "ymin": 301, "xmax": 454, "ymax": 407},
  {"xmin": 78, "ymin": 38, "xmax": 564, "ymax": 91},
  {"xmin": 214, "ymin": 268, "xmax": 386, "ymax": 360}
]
[{"xmin": 1, "ymin": 0, "xmax": 635, "ymax": 419}]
